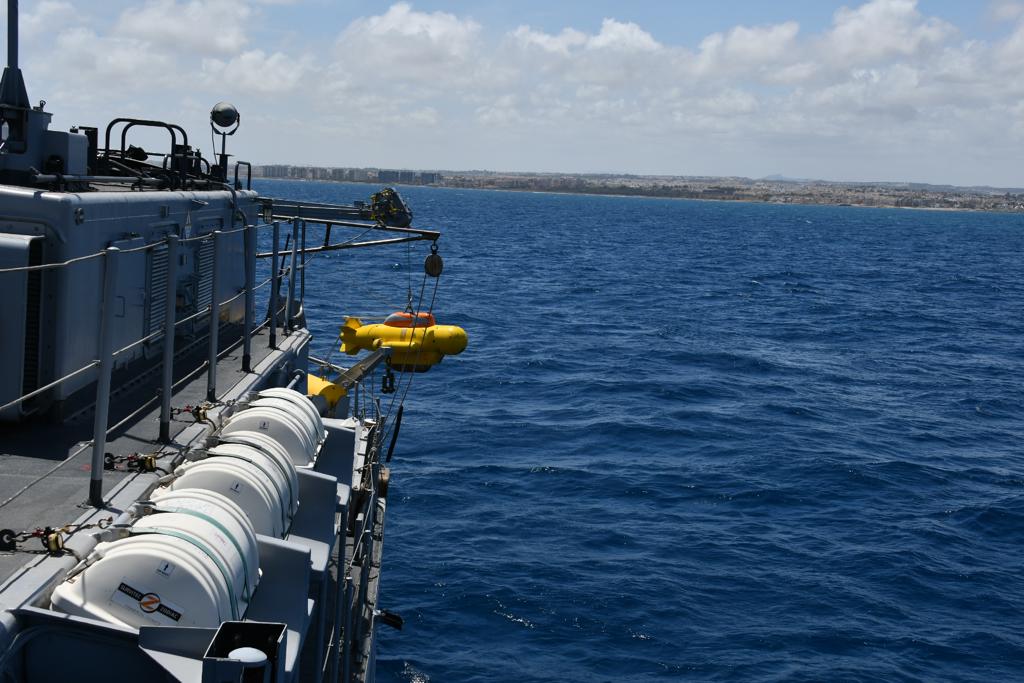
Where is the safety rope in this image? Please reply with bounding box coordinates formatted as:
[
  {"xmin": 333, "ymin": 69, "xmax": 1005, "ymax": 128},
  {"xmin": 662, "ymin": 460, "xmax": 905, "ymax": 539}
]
[{"xmin": 379, "ymin": 257, "xmax": 442, "ymax": 448}]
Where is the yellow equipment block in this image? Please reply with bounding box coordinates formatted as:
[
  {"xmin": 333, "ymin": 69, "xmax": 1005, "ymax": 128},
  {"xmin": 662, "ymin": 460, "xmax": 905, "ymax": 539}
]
[{"xmin": 307, "ymin": 373, "xmax": 346, "ymax": 409}]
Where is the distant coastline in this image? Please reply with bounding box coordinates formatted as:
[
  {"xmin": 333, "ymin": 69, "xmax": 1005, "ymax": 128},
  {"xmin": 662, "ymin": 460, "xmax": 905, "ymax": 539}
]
[{"xmin": 253, "ymin": 166, "xmax": 1024, "ymax": 213}]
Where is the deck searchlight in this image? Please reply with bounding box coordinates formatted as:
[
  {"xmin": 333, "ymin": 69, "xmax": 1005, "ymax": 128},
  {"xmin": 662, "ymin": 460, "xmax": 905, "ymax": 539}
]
[{"xmin": 211, "ymin": 101, "xmax": 240, "ymax": 181}]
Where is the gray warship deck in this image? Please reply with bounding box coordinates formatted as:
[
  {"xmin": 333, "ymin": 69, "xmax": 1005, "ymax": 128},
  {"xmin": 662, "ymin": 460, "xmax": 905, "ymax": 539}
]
[{"xmin": 0, "ymin": 325, "xmax": 307, "ymax": 586}]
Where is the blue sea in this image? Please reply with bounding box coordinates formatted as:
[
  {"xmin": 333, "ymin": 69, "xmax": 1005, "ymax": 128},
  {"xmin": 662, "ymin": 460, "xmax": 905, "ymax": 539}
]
[{"xmin": 256, "ymin": 179, "xmax": 1024, "ymax": 682}]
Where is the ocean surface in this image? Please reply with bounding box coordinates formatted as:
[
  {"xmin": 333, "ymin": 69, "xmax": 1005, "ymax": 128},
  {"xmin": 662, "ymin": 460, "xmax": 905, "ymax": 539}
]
[{"xmin": 256, "ymin": 179, "xmax": 1024, "ymax": 682}]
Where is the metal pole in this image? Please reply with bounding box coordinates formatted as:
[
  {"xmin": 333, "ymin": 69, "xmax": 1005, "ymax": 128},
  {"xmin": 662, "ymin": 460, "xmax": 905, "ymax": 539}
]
[
  {"xmin": 300, "ymin": 218, "xmax": 307, "ymax": 305},
  {"xmin": 270, "ymin": 221, "xmax": 279, "ymax": 349},
  {"xmin": 286, "ymin": 217, "xmax": 299, "ymax": 332},
  {"xmin": 7, "ymin": 0, "xmax": 18, "ymax": 69},
  {"xmin": 357, "ymin": 525, "xmax": 371, "ymax": 644},
  {"xmin": 89, "ymin": 246, "xmax": 120, "ymax": 507},
  {"xmin": 158, "ymin": 235, "xmax": 179, "ymax": 443},
  {"xmin": 342, "ymin": 575, "xmax": 353, "ymax": 683},
  {"xmin": 242, "ymin": 223, "xmax": 254, "ymax": 372},
  {"xmin": 329, "ymin": 512, "xmax": 347, "ymax": 683},
  {"xmin": 206, "ymin": 231, "xmax": 222, "ymax": 401}
]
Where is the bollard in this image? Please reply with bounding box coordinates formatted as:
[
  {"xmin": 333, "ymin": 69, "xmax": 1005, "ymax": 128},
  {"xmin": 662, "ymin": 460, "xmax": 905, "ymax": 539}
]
[
  {"xmin": 89, "ymin": 247, "xmax": 120, "ymax": 507},
  {"xmin": 158, "ymin": 235, "xmax": 179, "ymax": 443}
]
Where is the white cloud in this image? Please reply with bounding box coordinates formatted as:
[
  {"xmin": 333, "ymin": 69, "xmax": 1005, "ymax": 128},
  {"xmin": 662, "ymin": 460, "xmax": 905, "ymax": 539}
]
[
  {"xmin": 586, "ymin": 19, "xmax": 661, "ymax": 52},
  {"xmin": 202, "ymin": 50, "xmax": 312, "ymax": 94},
  {"xmin": 988, "ymin": 0, "xmax": 1024, "ymax": 22},
  {"xmin": 476, "ymin": 95, "xmax": 524, "ymax": 126},
  {"xmin": 21, "ymin": 1, "xmax": 77, "ymax": 40},
  {"xmin": 512, "ymin": 26, "xmax": 587, "ymax": 55},
  {"xmin": 695, "ymin": 22, "xmax": 801, "ymax": 76},
  {"xmin": 340, "ymin": 2, "xmax": 480, "ymax": 60},
  {"xmin": 328, "ymin": 2, "xmax": 485, "ymax": 98},
  {"xmin": 823, "ymin": 0, "xmax": 956, "ymax": 66},
  {"xmin": 116, "ymin": 0, "xmax": 252, "ymax": 56}
]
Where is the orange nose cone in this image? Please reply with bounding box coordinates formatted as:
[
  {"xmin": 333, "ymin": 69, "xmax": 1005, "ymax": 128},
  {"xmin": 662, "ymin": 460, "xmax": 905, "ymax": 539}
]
[{"xmin": 435, "ymin": 325, "xmax": 468, "ymax": 355}]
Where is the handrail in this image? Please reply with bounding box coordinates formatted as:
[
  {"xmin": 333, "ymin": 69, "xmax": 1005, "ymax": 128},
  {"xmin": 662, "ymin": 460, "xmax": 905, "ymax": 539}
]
[
  {"xmin": 0, "ymin": 360, "xmax": 99, "ymax": 414},
  {"xmin": 101, "ymin": 118, "xmax": 187, "ymax": 160},
  {"xmin": 234, "ymin": 161, "xmax": 252, "ymax": 190},
  {"xmin": 0, "ymin": 222, "xmax": 256, "ymax": 275},
  {"xmin": 0, "ymin": 225, "xmax": 269, "ymax": 412},
  {"xmin": 0, "ymin": 249, "xmax": 104, "ymax": 274}
]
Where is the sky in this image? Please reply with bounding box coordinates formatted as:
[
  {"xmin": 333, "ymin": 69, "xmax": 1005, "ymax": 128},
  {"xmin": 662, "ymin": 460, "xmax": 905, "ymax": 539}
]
[{"xmin": 13, "ymin": 0, "xmax": 1024, "ymax": 187}]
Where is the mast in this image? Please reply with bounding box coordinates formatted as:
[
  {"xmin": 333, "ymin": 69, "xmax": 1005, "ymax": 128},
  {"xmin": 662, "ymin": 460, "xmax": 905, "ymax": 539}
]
[{"xmin": 0, "ymin": 0, "xmax": 29, "ymax": 109}]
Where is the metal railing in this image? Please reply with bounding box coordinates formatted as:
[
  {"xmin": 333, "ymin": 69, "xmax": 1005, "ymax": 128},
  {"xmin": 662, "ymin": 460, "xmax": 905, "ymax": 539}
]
[
  {"xmin": 0, "ymin": 195, "xmax": 429, "ymax": 515},
  {"xmin": 0, "ymin": 217, "xmax": 307, "ymax": 508}
]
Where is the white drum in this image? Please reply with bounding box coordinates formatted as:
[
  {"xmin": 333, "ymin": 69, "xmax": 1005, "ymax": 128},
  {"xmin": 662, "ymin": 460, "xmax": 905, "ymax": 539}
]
[
  {"xmin": 167, "ymin": 443, "xmax": 293, "ymax": 537},
  {"xmin": 215, "ymin": 429, "xmax": 299, "ymax": 520},
  {"xmin": 258, "ymin": 387, "xmax": 326, "ymax": 444},
  {"xmin": 50, "ymin": 490, "xmax": 258, "ymax": 629},
  {"xmin": 249, "ymin": 397, "xmax": 318, "ymax": 457},
  {"xmin": 149, "ymin": 487, "xmax": 260, "ymax": 601},
  {"xmin": 220, "ymin": 406, "xmax": 315, "ymax": 466}
]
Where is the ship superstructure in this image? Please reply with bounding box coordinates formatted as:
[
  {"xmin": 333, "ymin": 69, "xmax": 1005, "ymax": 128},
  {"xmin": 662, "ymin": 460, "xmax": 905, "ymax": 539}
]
[{"xmin": 0, "ymin": 2, "xmax": 452, "ymax": 680}]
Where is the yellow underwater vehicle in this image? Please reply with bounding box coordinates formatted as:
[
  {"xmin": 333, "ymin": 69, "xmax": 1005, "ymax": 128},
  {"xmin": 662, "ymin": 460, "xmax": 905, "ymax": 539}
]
[
  {"xmin": 308, "ymin": 311, "xmax": 468, "ymax": 412},
  {"xmin": 341, "ymin": 312, "xmax": 468, "ymax": 371}
]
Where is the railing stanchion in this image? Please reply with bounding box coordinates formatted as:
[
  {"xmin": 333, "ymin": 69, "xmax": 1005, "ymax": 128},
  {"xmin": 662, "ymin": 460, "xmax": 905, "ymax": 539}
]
[
  {"xmin": 159, "ymin": 235, "xmax": 179, "ymax": 442},
  {"xmin": 286, "ymin": 217, "xmax": 299, "ymax": 331},
  {"xmin": 206, "ymin": 231, "xmax": 222, "ymax": 401},
  {"xmin": 89, "ymin": 246, "xmax": 120, "ymax": 507},
  {"xmin": 300, "ymin": 218, "xmax": 307, "ymax": 306},
  {"xmin": 342, "ymin": 575, "xmax": 353, "ymax": 683},
  {"xmin": 329, "ymin": 513, "xmax": 348, "ymax": 683},
  {"xmin": 270, "ymin": 221, "xmax": 280, "ymax": 349},
  {"xmin": 242, "ymin": 223, "xmax": 254, "ymax": 372}
]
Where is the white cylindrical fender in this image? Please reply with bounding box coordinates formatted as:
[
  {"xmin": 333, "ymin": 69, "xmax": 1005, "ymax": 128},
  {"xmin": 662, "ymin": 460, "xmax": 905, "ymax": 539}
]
[
  {"xmin": 215, "ymin": 429, "xmax": 299, "ymax": 519},
  {"xmin": 258, "ymin": 387, "xmax": 326, "ymax": 444},
  {"xmin": 149, "ymin": 487, "xmax": 260, "ymax": 601},
  {"xmin": 250, "ymin": 397, "xmax": 317, "ymax": 456},
  {"xmin": 220, "ymin": 406, "xmax": 315, "ymax": 466},
  {"xmin": 50, "ymin": 491, "xmax": 257, "ymax": 629},
  {"xmin": 51, "ymin": 535, "xmax": 229, "ymax": 628},
  {"xmin": 167, "ymin": 445, "xmax": 291, "ymax": 537}
]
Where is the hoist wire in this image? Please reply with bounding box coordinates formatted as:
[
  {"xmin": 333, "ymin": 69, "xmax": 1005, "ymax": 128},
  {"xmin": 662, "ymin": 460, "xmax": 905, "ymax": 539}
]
[
  {"xmin": 380, "ymin": 270, "xmax": 428, "ymax": 435},
  {"xmin": 379, "ymin": 267, "xmax": 441, "ymax": 450}
]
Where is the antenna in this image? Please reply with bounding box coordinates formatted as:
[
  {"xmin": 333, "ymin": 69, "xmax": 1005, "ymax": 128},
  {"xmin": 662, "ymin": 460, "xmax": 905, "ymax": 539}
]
[{"xmin": 0, "ymin": 0, "xmax": 28, "ymax": 109}]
